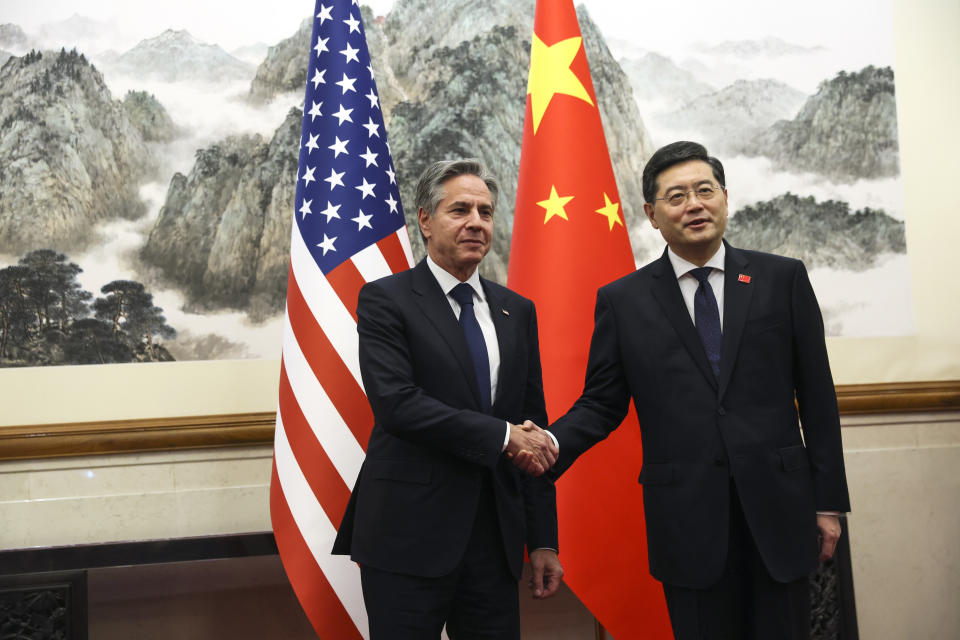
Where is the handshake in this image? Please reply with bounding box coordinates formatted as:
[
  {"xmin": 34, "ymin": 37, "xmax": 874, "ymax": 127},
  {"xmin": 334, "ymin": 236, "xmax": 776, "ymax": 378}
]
[{"xmin": 505, "ymin": 420, "xmax": 558, "ymax": 476}]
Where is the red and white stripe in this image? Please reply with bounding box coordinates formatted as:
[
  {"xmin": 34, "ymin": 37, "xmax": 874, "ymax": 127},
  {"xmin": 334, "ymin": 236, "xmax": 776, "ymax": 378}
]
[{"xmin": 271, "ymin": 223, "xmax": 413, "ymax": 639}]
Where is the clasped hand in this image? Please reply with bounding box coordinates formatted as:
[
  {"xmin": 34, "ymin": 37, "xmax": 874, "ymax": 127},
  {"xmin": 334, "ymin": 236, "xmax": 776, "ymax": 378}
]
[{"xmin": 505, "ymin": 420, "xmax": 558, "ymax": 476}]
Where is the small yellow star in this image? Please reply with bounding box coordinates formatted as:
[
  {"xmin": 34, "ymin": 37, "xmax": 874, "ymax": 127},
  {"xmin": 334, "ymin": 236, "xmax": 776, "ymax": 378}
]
[
  {"xmin": 537, "ymin": 185, "xmax": 575, "ymax": 224},
  {"xmin": 527, "ymin": 34, "xmax": 594, "ymax": 134},
  {"xmin": 595, "ymin": 192, "xmax": 623, "ymax": 230}
]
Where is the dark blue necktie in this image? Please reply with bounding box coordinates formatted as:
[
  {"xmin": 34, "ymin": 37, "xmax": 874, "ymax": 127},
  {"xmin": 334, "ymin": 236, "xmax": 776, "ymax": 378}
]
[
  {"xmin": 451, "ymin": 283, "xmax": 491, "ymax": 412},
  {"xmin": 690, "ymin": 267, "xmax": 722, "ymax": 378}
]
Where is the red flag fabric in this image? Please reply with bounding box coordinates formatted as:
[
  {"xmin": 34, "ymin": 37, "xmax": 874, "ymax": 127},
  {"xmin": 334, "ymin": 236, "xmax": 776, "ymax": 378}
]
[
  {"xmin": 270, "ymin": 1, "xmax": 413, "ymax": 636},
  {"xmin": 507, "ymin": 1, "xmax": 672, "ymax": 637}
]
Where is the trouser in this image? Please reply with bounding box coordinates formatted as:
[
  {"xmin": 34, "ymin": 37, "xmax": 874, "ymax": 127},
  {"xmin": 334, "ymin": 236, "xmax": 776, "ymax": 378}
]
[
  {"xmin": 663, "ymin": 483, "xmax": 811, "ymax": 640},
  {"xmin": 360, "ymin": 477, "xmax": 519, "ymax": 640}
]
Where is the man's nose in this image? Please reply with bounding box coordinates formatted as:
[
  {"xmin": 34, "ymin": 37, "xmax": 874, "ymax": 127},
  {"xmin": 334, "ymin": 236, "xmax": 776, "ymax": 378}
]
[{"xmin": 685, "ymin": 191, "xmax": 706, "ymax": 210}]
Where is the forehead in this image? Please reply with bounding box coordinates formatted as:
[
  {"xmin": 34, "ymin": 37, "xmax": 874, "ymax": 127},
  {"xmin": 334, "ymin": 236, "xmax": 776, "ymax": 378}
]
[
  {"xmin": 657, "ymin": 160, "xmax": 715, "ymax": 192},
  {"xmin": 439, "ymin": 174, "xmax": 492, "ymax": 205}
]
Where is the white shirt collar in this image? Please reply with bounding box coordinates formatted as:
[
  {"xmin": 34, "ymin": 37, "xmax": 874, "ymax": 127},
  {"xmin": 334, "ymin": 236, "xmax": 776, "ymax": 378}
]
[
  {"xmin": 667, "ymin": 243, "xmax": 726, "ymax": 280},
  {"xmin": 425, "ymin": 255, "xmax": 486, "ymax": 302}
]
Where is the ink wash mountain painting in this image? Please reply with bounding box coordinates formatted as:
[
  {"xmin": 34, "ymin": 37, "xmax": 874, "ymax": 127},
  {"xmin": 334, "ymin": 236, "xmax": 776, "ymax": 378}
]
[{"xmin": 0, "ymin": 0, "xmax": 910, "ymax": 367}]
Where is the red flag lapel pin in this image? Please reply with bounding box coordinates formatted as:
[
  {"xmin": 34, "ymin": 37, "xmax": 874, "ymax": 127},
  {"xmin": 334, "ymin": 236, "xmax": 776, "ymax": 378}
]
[{"xmin": 738, "ymin": 274, "xmax": 751, "ymax": 283}]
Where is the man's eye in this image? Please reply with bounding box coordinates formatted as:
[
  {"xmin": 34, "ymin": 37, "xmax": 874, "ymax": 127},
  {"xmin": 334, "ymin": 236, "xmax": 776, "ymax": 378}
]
[{"xmin": 668, "ymin": 194, "xmax": 685, "ymax": 205}]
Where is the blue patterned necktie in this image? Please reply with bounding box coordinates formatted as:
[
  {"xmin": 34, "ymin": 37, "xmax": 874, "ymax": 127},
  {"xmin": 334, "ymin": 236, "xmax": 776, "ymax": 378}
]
[
  {"xmin": 451, "ymin": 283, "xmax": 492, "ymax": 412},
  {"xmin": 690, "ymin": 267, "xmax": 722, "ymax": 378}
]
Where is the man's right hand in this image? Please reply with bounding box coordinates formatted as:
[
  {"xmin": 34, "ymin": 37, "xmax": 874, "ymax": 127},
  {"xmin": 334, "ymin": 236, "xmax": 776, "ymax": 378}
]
[{"xmin": 505, "ymin": 420, "xmax": 558, "ymax": 476}]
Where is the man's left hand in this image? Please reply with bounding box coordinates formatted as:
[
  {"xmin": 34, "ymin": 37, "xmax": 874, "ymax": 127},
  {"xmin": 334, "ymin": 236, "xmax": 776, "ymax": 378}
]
[
  {"xmin": 817, "ymin": 514, "xmax": 842, "ymax": 562},
  {"xmin": 529, "ymin": 549, "xmax": 563, "ymax": 599}
]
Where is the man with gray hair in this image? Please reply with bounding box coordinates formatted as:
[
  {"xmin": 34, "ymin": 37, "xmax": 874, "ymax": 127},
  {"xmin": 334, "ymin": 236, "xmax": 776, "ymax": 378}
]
[{"xmin": 333, "ymin": 159, "xmax": 563, "ymax": 639}]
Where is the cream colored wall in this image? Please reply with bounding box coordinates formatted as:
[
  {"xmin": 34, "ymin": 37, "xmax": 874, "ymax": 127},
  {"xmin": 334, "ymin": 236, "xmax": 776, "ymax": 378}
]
[{"xmin": 844, "ymin": 412, "xmax": 960, "ymax": 639}]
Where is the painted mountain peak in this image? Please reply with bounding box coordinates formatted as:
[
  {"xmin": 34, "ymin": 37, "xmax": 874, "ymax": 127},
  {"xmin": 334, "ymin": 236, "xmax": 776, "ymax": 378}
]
[
  {"xmin": 726, "ymin": 193, "xmax": 905, "ymax": 271},
  {"xmin": 697, "ymin": 36, "xmax": 825, "ymax": 58},
  {"xmin": 0, "ymin": 24, "xmax": 31, "ymax": 53},
  {"xmin": 104, "ymin": 28, "xmax": 255, "ymax": 84},
  {"xmin": 659, "ymin": 78, "xmax": 807, "ymax": 155},
  {"xmin": 0, "ymin": 48, "xmax": 159, "ymax": 254},
  {"xmin": 748, "ymin": 65, "xmax": 899, "ymax": 182},
  {"xmin": 139, "ymin": 0, "xmax": 655, "ymax": 316}
]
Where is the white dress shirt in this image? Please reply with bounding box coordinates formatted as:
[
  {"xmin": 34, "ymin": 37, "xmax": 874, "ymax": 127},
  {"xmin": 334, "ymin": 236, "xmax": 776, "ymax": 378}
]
[
  {"xmin": 425, "ymin": 256, "xmax": 510, "ymax": 449},
  {"xmin": 666, "ymin": 243, "xmax": 726, "ymax": 328},
  {"xmin": 426, "ymin": 256, "xmax": 500, "ymax": 402}
]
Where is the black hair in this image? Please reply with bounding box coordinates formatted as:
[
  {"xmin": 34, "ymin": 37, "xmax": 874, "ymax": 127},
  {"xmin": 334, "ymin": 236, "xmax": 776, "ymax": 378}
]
[{"xmin": 641, "ymin": 141, "xmax": 725, "ymax": 203}]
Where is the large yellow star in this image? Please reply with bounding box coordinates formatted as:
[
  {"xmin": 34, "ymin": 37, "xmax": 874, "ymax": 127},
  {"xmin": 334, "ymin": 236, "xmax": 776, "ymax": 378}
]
[
  {"xmin": 595, "ymin": 192, "xmax": 623, "ymax": 230},
  {"xmin": 537, "ymin": 185, "xmax": 575, "ymax": 224},
  {"xmin": 527, "ymin": 34, "xmax": 594, "ymax": 134}
]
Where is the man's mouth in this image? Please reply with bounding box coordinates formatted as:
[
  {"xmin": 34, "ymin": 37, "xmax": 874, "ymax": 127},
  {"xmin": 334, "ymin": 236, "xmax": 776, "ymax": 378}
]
[{"xmin": 685, "ymin": 217, "xmax": 710, "ymax": 230}]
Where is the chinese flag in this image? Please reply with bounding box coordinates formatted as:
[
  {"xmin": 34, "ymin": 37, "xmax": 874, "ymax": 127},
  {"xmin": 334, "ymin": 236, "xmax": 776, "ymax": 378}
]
[{"xmin": 507, "ymin": 1, "xmax": 672, "ymax": 637}]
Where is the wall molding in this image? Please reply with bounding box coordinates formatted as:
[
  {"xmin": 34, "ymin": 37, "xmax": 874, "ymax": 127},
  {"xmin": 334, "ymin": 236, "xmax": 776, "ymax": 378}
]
[
  {"xmin": 834, "ymin": 380, "xmax": 960, "ymax": 414},
  {"xmin": 0, "ymin": 412, "xmax": 274, "ymax": 462},
  {"xmin": 2, "ymin": 381, "xmax": 958, "ymax": 461}
]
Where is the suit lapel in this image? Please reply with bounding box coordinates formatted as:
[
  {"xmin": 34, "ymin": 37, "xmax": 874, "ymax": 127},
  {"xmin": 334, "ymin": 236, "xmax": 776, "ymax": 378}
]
[
  {"xmin": 484, "ymin": 280, "xmax": 515, "ymax": 415},
  {"xmin": 718, "ymin": 242, "xmax": 753, "ymax": 398},
  {"xmin": 410, "ymin": 260, "xmax": 484, "ymax": 409},
  {"xmin": 650, "ymin": 249, "xmax": 718, "ymax": 389}
]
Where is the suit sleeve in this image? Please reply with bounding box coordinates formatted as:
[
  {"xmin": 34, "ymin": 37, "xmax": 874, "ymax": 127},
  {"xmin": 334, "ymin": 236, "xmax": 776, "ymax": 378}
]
[
  {"xmin": 790, "ymin": 261, "xmax": 851, "ymax": 512},
  {"xmin": 357, "ymin": 280, "xmax": 508, "ymax": 469},
  {"xmin": 518, "ymin": 302, "xmax": 559, "ymax": 551},
  {"xmin": 549, "ymin": 287, "xmax": 633, "ymax": 476}
]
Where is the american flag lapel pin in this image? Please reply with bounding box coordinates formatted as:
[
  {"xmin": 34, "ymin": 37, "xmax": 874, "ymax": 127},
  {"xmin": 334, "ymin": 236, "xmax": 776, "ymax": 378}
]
[{"xmin": 738, "ymin": 274, "xmax": 751, "ymax": 284}]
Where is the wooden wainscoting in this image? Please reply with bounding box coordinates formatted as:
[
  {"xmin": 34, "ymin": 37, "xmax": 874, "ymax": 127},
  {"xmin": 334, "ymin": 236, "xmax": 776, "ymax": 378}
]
[{"xmin": 1, "ymin": 381, "xmax": 958, "ymax": 462}]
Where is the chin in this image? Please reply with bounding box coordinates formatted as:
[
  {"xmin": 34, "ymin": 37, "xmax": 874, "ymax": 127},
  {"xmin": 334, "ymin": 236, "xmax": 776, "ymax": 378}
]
[{"xmin": 461, "ymin": 249, "xmax": 487, "ymax": 262}]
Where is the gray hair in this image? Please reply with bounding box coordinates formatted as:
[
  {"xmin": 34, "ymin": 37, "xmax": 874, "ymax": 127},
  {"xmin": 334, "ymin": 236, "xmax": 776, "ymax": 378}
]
[{"xmin": 414, "ymin": 158, "xmax": 500, "ymax": 216}]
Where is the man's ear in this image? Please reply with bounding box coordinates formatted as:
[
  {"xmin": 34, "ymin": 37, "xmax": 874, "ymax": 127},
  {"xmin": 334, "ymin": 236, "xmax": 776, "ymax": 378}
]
[
  {"xmin": 643, "ymin": 202, "xmax": 658, "ymax": 229},
  {"xmin": 418, "ymin": 207, "xmax": 431, "ymax": 241}
]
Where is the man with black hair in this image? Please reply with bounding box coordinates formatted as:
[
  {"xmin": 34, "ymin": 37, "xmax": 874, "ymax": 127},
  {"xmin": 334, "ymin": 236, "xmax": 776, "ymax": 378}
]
[{"xmin": 548, "ymin": 141, "xmax": 850, "ymax": 639}]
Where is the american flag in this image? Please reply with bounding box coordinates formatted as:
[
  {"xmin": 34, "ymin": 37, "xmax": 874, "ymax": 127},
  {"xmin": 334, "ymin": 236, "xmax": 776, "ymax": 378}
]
[{"xmin": 270, "ymin": 1, "xmax": 413, "ymax": 637}]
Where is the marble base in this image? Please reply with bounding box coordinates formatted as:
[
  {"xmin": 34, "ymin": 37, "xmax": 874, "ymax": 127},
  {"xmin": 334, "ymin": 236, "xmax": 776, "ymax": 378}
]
[{"xmin": 0, "ymin": 447, "xmax": 273, "ymax": 550}]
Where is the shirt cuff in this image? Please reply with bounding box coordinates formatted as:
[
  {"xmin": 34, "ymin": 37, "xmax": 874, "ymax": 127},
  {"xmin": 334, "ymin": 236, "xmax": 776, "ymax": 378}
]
[
  {"xmin": 545, "ymin": 430, "xmax": 559, "ymax": 450},
  {"xmin": 501, "ymin": 424, "xmax": 560, "ymax": 452},
  {"xmin": 816, "ymin": 511, "xmax": 844, "ymax": 516}
]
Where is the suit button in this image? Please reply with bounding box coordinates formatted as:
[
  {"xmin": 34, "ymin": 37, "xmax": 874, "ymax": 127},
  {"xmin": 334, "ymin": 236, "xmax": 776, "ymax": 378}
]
[{"xmin": 718, "ymin": 407, "xmax": 726, "ymax": 416}]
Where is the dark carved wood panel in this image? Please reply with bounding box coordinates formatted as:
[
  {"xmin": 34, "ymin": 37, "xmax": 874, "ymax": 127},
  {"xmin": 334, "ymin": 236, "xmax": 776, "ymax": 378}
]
[{"xmin": 0, "ymin": 570, "xmax": 87, "ymax": 640}]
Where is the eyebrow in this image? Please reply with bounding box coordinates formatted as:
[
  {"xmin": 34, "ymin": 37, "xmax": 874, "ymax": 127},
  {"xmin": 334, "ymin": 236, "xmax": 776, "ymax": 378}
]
[
  {"xmin": 663, "ymin": 179, "xmax": 714, "ymax": 193},
  {"xmin": 446, "ymin": 200, "xmax": 493, "ymax": 211}
]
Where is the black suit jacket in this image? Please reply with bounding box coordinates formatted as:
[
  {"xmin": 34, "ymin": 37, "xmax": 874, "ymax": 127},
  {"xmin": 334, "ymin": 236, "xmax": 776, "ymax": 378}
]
[
  {"xmin": 550, "ymin": 242, "xmax": 850, "ymax": 589},
  {"xmin": 333, "ymin": 259, "xmax": 557, "ymax": 580}
]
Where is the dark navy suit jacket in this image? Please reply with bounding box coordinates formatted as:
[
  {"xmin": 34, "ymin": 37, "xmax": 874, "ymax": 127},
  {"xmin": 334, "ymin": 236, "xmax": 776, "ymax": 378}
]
[
  {"xmin": 550, "ymin": 242, "xmax": 850, "ymax": 588},
  {"xmin": 333, "ymin": 259, "xmax": 557, "ymax": 580}
]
